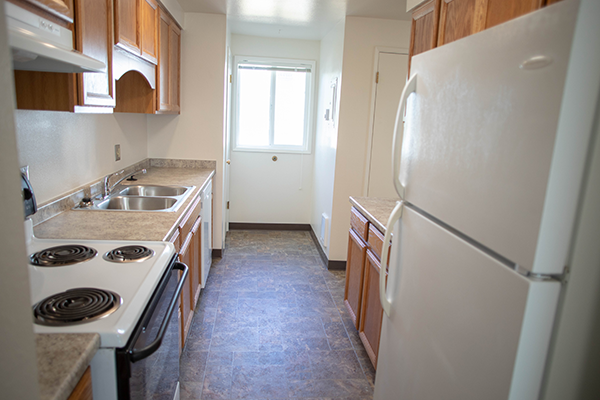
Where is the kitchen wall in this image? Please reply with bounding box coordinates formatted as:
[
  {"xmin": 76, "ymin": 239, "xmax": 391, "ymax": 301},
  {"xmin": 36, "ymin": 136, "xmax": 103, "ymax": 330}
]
[
  {"xmin": 0, "ymin": 6, "xmax": 40, "ymax": 397},
  {"xmin": 15, "ymin": 112, "xmax": 148, "ymax": 204},
  {"xmin": 147, "ymin": 12, "xmax": 227, "ymax": 250},
  {"xmin": 228, "ymin": 34, "xmax": 320, "ymax": 224},
  {"xmin": 328, "ymin": 17, "xmax": 411, "ymax": 261},
  {"xmin": 310, "ymin": 20, "xmax": 345, "ymax": 255}
]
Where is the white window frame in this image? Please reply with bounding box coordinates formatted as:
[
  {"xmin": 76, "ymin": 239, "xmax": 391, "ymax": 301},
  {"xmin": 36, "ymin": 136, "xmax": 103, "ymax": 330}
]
[{"xmin": 232, "ymin": 56, "xmax": 315, "ymax": 154}]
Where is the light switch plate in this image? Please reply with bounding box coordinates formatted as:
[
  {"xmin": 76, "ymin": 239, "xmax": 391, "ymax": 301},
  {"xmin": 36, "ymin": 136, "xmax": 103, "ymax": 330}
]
[{"xmin": 115, "ymin": 144, "xmax": 121, "ymax": 161}]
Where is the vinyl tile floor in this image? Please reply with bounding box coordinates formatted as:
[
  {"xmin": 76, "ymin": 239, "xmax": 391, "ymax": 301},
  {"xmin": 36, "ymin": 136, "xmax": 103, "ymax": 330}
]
[{"xmin": 180, "ymin": 230, "xmax": 376, "ymax": 400}]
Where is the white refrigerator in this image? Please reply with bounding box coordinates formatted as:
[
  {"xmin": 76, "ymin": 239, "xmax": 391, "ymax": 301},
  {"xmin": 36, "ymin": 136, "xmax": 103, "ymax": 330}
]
[{"xmin": 374, "ymin": 1, "xmax": 600, "ymax": 399}]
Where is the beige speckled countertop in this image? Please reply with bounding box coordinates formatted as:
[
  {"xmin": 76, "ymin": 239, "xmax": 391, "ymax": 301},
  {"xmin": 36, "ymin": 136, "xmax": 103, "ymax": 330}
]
[
  {"xmin": 34, "ymin": 167, "xmax": 215, "ymax": 241},
  {"xmin": 349, "ymin": 196, "xmax": 399, "ymax": 234},
  {"xmin": 36, "ymin": 333, "xmax": 100, "ymax": 400}
]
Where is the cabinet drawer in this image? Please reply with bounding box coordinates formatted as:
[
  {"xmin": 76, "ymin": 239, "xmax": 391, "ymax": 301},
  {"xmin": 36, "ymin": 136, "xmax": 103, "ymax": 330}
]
[
  {"xmin": 350, "ymin": 207, "xmax": 369, "ymax": 241},
  {"xmin": 367, "ymin": 224, "xmax": 390, "ymax": 265},
  {"xmin": 179, "ymin": 195, "xmax": 201, "ymax": 238}
]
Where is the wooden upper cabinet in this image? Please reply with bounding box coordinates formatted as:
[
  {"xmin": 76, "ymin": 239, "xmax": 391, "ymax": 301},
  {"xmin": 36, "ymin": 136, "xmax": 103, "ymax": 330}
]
[
  {"xmin": 115, "ymin": 0, "xmax": 158, "ymax": 65},
  {"xmin": 485, "ymin": 0, "xmax": 544, "ymax": 29},
  {"xmin": 157, "ymin": 8, "xmax": 181, "ymax": 114},
  {"xmin": 438, "ymin": 0, "xmax": 488, "ymax": 46},
  {"xmin": 158, "ymin": 13, "xmax": 170, "ymax": 111},
  {"xmin": 410, "ymin": 0, "xmax": 440, "ymax": 58},
  {"xmin": 115, "ymin": 0, "xmax": 140, "ymax": 54},
  {"xmin": 140, "ymin": 0, "xmax": 159, "ymax": 64},
  {"xmin": 75, "ymin": 0, "xmax": 115, "ymax": 108},
  {"xmin": 13, "ymin": 0, "xmax": 114, "ymax": 111},
  {"xmin": 168, "ymin": 22, "xmax": 181, "ymax": 113}
]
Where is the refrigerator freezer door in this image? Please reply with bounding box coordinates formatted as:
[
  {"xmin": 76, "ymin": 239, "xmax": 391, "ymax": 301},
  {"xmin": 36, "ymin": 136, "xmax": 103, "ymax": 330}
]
[
  {"xmin": 374, "ymin": 207, "xmax": 560, "ymax": 400},
  {"xmin": 401, "ymin": 1, "xmax": 578, "ymax": 274}
]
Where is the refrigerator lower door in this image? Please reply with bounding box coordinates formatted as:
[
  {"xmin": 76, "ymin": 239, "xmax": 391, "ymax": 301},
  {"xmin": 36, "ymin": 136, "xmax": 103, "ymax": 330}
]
[{"xmin": 374, "ymin": 207, "xmax": 560, "ymax": 400}]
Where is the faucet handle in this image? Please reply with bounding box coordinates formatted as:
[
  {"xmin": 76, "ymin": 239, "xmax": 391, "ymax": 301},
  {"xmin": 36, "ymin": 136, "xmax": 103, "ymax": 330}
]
[{"xmin": 126, "ymin": 168, "xmax": 147, "ymax": 181}]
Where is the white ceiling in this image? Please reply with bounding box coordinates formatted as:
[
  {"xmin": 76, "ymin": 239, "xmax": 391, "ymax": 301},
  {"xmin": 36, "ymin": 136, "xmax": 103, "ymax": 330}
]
[{"xmin": 176, "ymin": 0, "xmax": 411, "ymax": 40}]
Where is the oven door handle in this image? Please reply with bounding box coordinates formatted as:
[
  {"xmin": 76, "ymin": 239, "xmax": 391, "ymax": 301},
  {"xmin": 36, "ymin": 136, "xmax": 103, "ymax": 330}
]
[{"xmin": 130, "ymin": 261, "xmax": 189, "ymax": 362}]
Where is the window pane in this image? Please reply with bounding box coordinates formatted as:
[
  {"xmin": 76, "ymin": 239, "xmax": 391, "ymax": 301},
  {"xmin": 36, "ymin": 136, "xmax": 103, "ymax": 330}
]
[
  {"xmin": 238, "ymin": 68, "xmax": 271, "ymax": 147},
  {"xmin": 273, "ymin": 71, "xmax": 306, "ymax": 147}
]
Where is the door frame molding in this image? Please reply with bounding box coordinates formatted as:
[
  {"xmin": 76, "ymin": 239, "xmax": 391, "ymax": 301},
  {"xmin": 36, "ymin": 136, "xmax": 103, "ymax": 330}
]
[{"xmin": 363, "ymin": 46, "xmax": 409, "ymax": 196}]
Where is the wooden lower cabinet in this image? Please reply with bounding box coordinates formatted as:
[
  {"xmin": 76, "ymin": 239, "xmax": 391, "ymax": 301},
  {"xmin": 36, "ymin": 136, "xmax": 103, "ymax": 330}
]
[
  {"xmin": 359, "ymin": 250, "xmax": 387, "ymax": 370},
  {"xmin": 179, "ymin": 232, "xmax": 193, "ymax": 349},
  {"xmin": 67, "ymin": 366, "xmax": 93, "ymax": 400},
  {"xmin": 344, "ymin": 228, "xmax": 368, "ymax": 329}
]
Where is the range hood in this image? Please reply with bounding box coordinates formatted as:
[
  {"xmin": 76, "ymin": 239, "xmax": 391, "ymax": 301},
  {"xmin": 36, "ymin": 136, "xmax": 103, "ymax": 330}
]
[{"xmin": 5, "ymin": 2, "xmax": 105, "ymax": 73}]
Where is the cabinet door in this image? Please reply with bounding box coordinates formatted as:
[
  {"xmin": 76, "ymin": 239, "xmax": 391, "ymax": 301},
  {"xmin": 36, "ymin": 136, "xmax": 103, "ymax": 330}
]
[
  {"xmin": 75, "ymin": 0, "xmax": 115, "ymax": 107},
  {"xmin": 168, "ymin": 22, "xmax": 181, "ymax": 113},
  {"xmin": 359, "ymin": 250, "xmax": 387, "ymax": 369},
  {"xmin": 115, "ymin": 0, "xmax": 140, "ymax": 55},
  {"xmin": 485, "ymin": 0, "xmax": 543, "ymax": 29},
  {"xmin": 140, "ymin": 0, "xmax": 158, "ymax": 64},
  {"xmin": 157, "ymin": 11, "xmax": 171, "ymax": 112},
  {"xmin": 437, "ymin": 0, "xmax": 488, "ymax": 46},
  {"xmin": 410, "ymin": 0, "xmax": 440, "ymax": 65},
  {"xmin": 344, "ymin": 229, "xmax": 368, "ymax": 329},
  {"xmin": 179, "ymin": 233, "xmax": 194, "ymax": 349}
]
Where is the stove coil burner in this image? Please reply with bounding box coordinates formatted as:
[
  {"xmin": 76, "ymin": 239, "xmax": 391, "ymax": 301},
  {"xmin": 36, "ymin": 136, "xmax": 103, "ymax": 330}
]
[
  {"xmin": 33, "ymin": 288, "xmax": 121, "ymax": 326},
  {"xmin": 30, "ymin": 245, "xmax": 98, "ymax": 266},
  {"xmin": 103, "ymin": 245, "xmax": 155, "ymax": 263}
]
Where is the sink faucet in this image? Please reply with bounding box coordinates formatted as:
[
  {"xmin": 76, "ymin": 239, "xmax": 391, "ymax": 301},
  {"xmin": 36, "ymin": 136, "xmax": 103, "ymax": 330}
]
[{"xmin": 103, "ymin": 169, "xmax": 147, "ymax": 199}]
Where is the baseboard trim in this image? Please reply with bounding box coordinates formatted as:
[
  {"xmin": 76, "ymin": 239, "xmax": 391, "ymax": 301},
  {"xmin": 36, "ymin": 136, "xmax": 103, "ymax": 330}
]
[
  {"xmin": 308, "ymin": 228, "xmax": 328, "ymax": 265},
  {"xmin": 308, "ymin": 227, "xmax": 346, "ymax": 271},
  {"xmin": 327, "ymin": 260, "xmax": 347, "ymax": 270},
  {"xmin": 229, "ymin": 223, "xmax": 312, "ymax": 231},
  {"xmin": 212, "ymin": 249, "xmax": 222, "ymax": 258}
]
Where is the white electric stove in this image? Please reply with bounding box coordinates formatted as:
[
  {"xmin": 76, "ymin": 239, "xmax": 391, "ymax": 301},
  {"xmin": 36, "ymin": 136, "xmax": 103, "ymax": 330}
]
[{"xmin": 24, "ymin": 218, "xmax": 184, "ymax": 400}]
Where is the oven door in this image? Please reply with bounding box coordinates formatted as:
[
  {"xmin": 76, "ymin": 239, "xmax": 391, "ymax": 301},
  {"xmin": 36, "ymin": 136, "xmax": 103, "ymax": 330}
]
[{"xmin": 116, "ymin": 258, "xmax": 188, "ymax": 400}]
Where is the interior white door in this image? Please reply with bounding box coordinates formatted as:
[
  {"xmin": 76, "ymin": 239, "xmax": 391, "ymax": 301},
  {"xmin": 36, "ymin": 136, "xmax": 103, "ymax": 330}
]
[
  {"xmin": 367, "ymin": 52, "xmax": 408, "ymax": 198},
  {"xmin": 374, "ymin": 206, "xmax": 560, "ymax": 400}
]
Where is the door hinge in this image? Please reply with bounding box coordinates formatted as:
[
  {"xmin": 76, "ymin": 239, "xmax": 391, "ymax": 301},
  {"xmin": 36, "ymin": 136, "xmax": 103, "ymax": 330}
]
[
  {"xmin": 227, "ymin": 201, "xmax": 230, "ymax": 209},
  {"xmin": 376, "ymin": 72, "xmax": 379, "ymax": 84},
  {"xmin": 229, "ymin": 74, "xmax": 232, "ymax": 83}
]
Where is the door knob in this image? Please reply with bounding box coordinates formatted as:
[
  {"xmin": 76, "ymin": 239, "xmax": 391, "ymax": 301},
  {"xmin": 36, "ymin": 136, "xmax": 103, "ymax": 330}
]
[{"xmin": 226, "ymin": 160, "xmax": 231, "ymax": 165}]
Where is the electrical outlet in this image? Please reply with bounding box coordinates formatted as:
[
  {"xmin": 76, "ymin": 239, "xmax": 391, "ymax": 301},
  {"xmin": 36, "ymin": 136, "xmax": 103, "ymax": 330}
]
[{"xmin": 115, "ymin": 144, "xmax": 121, "ymax": 161}]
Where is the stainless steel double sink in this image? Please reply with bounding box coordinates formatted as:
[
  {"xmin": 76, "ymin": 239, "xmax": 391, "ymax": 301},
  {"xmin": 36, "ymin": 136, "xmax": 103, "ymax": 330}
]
[{"xmin": 74, "ymin": 185, "xmax": 195, "ymax": 212}]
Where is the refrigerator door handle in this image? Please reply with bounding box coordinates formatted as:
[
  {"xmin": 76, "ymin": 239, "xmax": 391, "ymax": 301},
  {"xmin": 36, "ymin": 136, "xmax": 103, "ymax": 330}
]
[
  {"xmin": 392, "ymin": 73, "xmax": 417, "ymax": 200},
  {"xmin": 380, "ymin": 200, "xmax": 404, "ymax": 317}
]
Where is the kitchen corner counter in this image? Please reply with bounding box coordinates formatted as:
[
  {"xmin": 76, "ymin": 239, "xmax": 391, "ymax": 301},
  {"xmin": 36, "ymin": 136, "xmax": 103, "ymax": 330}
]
[
  {"xmin": 33, "ymin": 167, "xmax": 215, "ymax": 242},
  {"xmin": 349, "ymin": 196, "xmax": 399, "ymax": 234},
  {"xmin": 36, "ymin": 333, "xmax": 100, "ymax": 400}
]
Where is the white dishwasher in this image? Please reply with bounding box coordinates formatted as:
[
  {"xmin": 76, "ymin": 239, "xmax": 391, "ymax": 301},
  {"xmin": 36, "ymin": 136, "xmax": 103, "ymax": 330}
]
[{"xmin": 200, "ymin": 180, "xmax": 212, "ymax": 288}]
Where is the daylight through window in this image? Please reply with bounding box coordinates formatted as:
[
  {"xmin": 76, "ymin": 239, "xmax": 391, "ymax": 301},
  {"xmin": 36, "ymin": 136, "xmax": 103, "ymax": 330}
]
[{"xmin": 234, "ymin": 58, "xmax": 314, "ymax": 152}]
